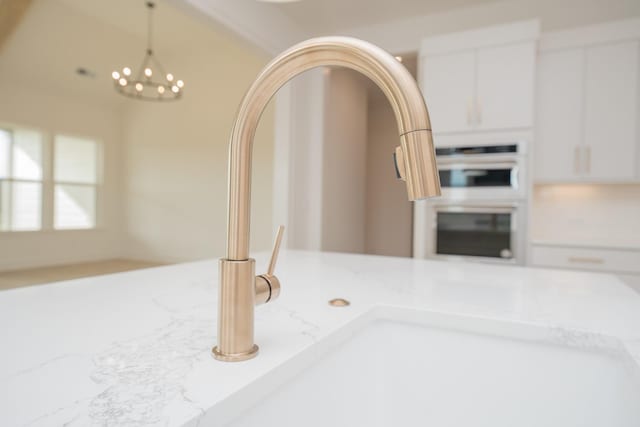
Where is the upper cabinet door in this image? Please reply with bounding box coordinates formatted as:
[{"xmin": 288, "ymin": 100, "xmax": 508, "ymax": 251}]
[
  {"xmin": 476, "ymin": 42, "xmax": 536, "ymax": 131},
  {"xmin": 420, "ymin": 51, "xmax": 476, "ymax": 134},
  {"xmin": 584, "ymin": 41, "xmax": 639, "ymax": 181},
  {"xmin": 535, "ymin": 48, "xmax": 584, "ymax": 182}
]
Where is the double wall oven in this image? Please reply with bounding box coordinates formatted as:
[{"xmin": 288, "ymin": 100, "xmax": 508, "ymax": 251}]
[{"xmin": 414, "ymin": 141, "xmax": 528, "ymax": 265}]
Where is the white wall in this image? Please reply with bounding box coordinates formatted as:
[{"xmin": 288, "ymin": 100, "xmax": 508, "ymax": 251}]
[
  {"xmin": 0, "ymin": 0, "xmax": 277, "ymax": 270},
  {"xmin": 122, "ymin": 37, "xmax": 275, "ymax": 263},
  {"xmin": 531, "ymin": 184, "xmax": 640, "ymax": 246},
  {"xmin": 321, "ymin": 69, "xmax": 369, "ymax": 254},
  {"xmin": 0, "ymin": 80, "xmax": 123, "ymax": 271},
  {"xmin": 363, "ymin": 57, "xmax": 418, "ymax": 258},
  {"xmin": 274, "ymin": 68, "xmax": 371, "ymax": 255},
  {"xmin": 271, "ymin": 69, "xmax": 329, "ymax": 251},
  {"xmin": 365, "ymin": 90, "xmax": 413, "ymax": 257},
  {"xmin": 343, "ymin": 0, "xmax": 640, "ymax": 53}
]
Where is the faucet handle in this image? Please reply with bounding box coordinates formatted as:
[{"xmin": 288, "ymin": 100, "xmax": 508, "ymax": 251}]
[
  {"xmin": 267, "ymin": 225, "xmax": 285, "ymax": 275},
  {"xmin": 255, "ymin": 225, "xmax": 284, "ymax": 305}
]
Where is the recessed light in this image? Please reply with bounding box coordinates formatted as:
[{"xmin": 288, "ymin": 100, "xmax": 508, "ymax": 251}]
[{"xmin": 76, "ymin": 67, "xmax": 96, "ymax": 78}]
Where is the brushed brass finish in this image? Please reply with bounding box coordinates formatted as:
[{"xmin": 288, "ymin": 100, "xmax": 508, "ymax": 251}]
[
  {"xmin": 213, "ymin": 258, "xmax": 258, "ymax": 361},
  {"xmin": 215, "ymin": 36, "xmax": 441, "ymax": 362},
  {"xmin": 255, "ymin": 226, "xmax": 284, "ymax": 305},
  {"xmin": 255, "ymin": 273, "xmax": 281, "ymax": 304},
  {"xmin": 212, "ymin": 344, "xmax": 259, "ymax": 362},
  {"xmin": 399, "ymin": 130, "xmax": 440, "ymax": 201},
  {"xmin": 329, "ymin": 298, "xmax": 351, "ymax": 307},
  {"xmin": 254, "ymin": 275, "xmax": 271, "ymax": 305},
  {"xmin": 267, "ymin": 225, "xmax": 285, "ymax": 275}
]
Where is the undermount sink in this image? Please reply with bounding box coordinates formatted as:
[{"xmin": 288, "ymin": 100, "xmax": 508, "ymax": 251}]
[{"xmin": 224, "ymin": 307, "xmax": 640, "ymax": 427}]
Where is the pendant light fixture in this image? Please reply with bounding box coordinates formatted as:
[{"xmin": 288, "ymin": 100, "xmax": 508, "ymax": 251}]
[{"xmin": 112, "ymin": 1, "xmax": 184, "ymax": 101}]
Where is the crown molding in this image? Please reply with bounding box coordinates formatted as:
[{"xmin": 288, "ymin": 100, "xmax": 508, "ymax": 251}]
[{"xmin": 174, "ymin": 0, "xmax": 307, "ymax": 55}]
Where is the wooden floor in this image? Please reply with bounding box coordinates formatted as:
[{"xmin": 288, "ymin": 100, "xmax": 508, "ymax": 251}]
[{"xmin": 0, "ymin": 259, "xmax": 166, "ymax": 291}]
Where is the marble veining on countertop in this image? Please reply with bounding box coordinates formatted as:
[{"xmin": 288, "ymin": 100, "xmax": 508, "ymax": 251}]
[{"xmin": 1, "ymin": 250, "xmax": 640, "ymax": 426}]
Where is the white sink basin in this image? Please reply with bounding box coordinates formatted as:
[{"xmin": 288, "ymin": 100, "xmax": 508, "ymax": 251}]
[{"xmin": 225, "ymin": 307, "xmax": 640, "ymax": 427}]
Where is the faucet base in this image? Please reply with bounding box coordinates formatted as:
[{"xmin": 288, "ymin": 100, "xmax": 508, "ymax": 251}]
[{"xmin": 212, "ymin": 344, "xmax": 259, "ymax": 362}]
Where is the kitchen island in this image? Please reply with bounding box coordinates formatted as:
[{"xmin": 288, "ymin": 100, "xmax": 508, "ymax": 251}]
[{"xmin": 1, "ymin": 250, "xmax": 639, "ymax": 426}]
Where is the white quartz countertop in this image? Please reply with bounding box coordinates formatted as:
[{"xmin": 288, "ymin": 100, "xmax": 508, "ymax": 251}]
[{"xmin": 2, "ymin": 250, "xmax": 640, "ymax": 426}]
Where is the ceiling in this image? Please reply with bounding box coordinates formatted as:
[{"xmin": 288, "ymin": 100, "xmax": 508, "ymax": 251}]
[
  {"xmin": 265, "ymin": 0, "xmax": 503, "ymax": 33},
  {"xmin": 0, "ymin": 0, "xmax": 502, "ymax": 108},
  {"xmin": 0, "ymin": 0, "xmax": 218, "ymax": 108},
  {"xmin": 4, "ymin": 0, "xmax": 637, "ymax": 108}
]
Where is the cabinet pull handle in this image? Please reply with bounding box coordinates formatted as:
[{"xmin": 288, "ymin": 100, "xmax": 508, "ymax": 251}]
[
  {"xmin": 467, "ymin": 100, "xmax": 473, "ymax": 126},
  {"xmin": 574, "ymin": 146, "xmax": 581, "ymax": 174},
  {"xmin": 585, "ymin": 146, "xmax": 591, "ymax": 175},
  {"xmin": 568, "ymin": 256, "xmax": 604, "ymax": 264}
]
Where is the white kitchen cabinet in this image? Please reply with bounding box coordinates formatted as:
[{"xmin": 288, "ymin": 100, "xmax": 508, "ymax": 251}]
[
  {"xmin": 476, "ymin": 42, "xmax": 536, "ymax": 131},
  {"xmin": 584, "ymin": 41, "xmax": 639, "ymax": 181},
  {"xmin": 535, "ymin": 32, "xmax": 640, "ymax": 183},
  {"xmin": 420, "ymin": 21, "xmax": 539, "ymax": 135},
  {"xmin": 421, "ymin": 43, "xmax": 535, "ymax": 134},
  {"xmin": 531, "ymin": 243, "xmax": 640, "ymax": 295},
  {"xmin": 535, "ymin": 49, "xmax": 584, "ymax": 181},
  {"xmin": 420, "ymin": 51, "xmax": 475, "ymax": 134},
  {"xmin": 531, "ymin": 244, "xmax": 640, "ymax": 275}
]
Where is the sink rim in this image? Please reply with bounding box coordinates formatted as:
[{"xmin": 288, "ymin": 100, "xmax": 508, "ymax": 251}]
[{"xmin": 212, "ymin": 304, "xmax": 640, "ymax": 426}]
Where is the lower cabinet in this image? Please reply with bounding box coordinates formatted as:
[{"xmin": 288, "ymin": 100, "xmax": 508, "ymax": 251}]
[{"xmin": 531, "ymin": 243, "xmax": 640, "ymax": 285}]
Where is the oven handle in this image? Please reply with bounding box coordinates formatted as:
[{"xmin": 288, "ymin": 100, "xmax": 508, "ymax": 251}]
[
  {"xmin": 437, "ymin": 153, "xmax": 520, "ymax": 165},
  {"xmin": 437, "ymin": 161, "xmax": 518, "ymax": 171},
  {"xmin": 432, "ymin": 205, "xmax": 517, "ymax": 214}
]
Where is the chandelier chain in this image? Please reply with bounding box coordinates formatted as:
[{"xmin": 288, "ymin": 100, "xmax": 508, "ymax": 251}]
[{"xmin": 147, "ymin": 1, "xmax": 154, "ymax": 54}]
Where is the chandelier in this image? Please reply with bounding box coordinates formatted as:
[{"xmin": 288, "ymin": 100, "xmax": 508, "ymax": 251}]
[{"xmin": 111, "ymin": 1, "xmax": 184, "ymax": 101}]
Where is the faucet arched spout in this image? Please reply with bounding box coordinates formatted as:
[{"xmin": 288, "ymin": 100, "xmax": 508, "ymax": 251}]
[
  {"xmin": 226, "ymin": 36, "xmax": 441, "ymax": 260},
  {"xmin": 215, "ymin": 36, "xmax": 442, "ymax": 362}
]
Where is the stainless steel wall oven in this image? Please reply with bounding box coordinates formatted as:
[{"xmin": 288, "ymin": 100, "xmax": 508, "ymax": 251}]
[
  {"xmin": 435, "ymin": 143, "xmax": 526, "ymax": 200},
  {"xmin": 424, "ymin": 202, "xmax": 524, "ymax": 263},
  {"xmin": 414, "ymin": 140, "xmax": 528, "ymax": 264}
]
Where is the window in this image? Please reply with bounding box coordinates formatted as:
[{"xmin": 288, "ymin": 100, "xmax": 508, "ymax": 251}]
[
  {"xmin": 0, "ymin": 125, "xmax": 102, "ymax": 232},
  {"xmin": 0, "ymin": 128, "xmax": 44, "ymax": 231},
  {"xmin": 54, "ymin": 135, "xmax": 99, "ymax": 229}
]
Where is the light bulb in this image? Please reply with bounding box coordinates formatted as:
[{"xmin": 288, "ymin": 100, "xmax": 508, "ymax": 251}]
[
  {"xmin": 144, "ymin": 68, "xmax": 152, "ymax": 77},
  {"xmin": 395, "ymin": 56, "xmax": 403, "ymax": 62},
  {"xmin": 166, "ymin": 73, "xmax": 174, "ymax": 82},
  {"xmin": 135, "ymin": 83, "xmax": 143, "ymax": 92},
  {"xmin": 171, "ymin": 85, "xmax": 179, "ymax": 93},
  {"xmin": 112, "ymin": 71, "xmax": 120, "ymax": 80},
  {"xmin": 158, "ymin": 85, "xmax": 165, "ymax": 94},
  {"xmin": 118, "ymin": 78, "xmax": 127, "ymax": 86},
  {"xmin": 176, "ymin": 80, "xmax": 184, "ymax": 88},
  {"xmin": 123, "ymin": 67, "xmax": 131, "ymax": 76}
]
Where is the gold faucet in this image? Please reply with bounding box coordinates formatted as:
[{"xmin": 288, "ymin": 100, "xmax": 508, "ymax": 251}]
[{"xmin": 212, "ymin": 37, "xmax": 441, "ymax": 362}]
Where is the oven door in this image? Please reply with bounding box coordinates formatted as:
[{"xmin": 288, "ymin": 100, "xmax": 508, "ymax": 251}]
[
  {"xmin": 429, "ymin": 204, "xmax": 519, "ymax": 263},
  {"xmin": 437, "ymin": 161, "xmax": 520, "ymax": 200}
]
